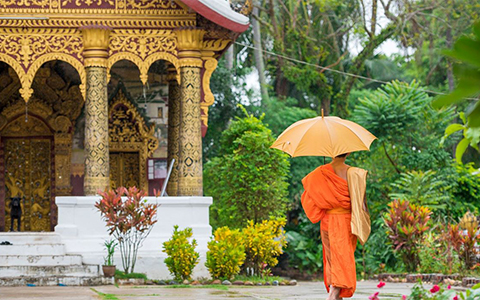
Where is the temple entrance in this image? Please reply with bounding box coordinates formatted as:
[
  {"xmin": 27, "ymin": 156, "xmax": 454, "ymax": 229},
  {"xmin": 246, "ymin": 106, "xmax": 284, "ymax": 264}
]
[
  {"xmin": 109, "ymin": 152, "xmax": 140, "ymax": 189},
  {"xmin": 2, "ymin": 116, "xmax": 54, "ymax": 232}
]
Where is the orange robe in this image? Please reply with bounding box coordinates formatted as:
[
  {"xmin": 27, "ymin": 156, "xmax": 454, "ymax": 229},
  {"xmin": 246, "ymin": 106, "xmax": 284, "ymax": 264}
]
[{"xmin": 301, "ymin": 164, "xmax": 357, "ymax": 298}]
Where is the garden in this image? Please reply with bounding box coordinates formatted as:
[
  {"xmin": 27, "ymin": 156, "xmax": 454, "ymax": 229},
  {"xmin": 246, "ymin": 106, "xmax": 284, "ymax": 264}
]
[{"xmin": 97, "ymin": 1, "xmax": 480, "ymax": 298}]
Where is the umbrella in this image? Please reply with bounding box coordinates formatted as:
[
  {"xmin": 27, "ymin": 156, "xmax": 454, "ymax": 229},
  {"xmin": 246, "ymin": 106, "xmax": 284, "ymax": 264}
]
[{"xmin": 270, "ymin": 110, "xmax": 377, "ymax": 158}]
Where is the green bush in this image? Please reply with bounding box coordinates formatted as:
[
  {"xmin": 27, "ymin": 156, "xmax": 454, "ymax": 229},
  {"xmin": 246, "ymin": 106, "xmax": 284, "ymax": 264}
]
[
  {"xmin": 162, "ymin": 226, "xmax": 199, "ymax": 281},
  {"xmin": 206, "ymin": 227, "xmax": 245, "ymax": 280},
  {"xmin": 204, "ymin": 106, "xmax": 290, "ymax": 229},
  {"xmin": 242, "ymin": 218, "xmax": 287, "ymax": 276},
  {"xmin": 417, "ymin": 229, "xmax": 461, "ymax": 274}
]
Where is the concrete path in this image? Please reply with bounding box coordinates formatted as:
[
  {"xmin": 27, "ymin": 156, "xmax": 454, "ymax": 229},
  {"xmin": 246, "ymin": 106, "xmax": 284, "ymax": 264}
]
[{"xmin": 0, "ymin": 280, "xmax": 454, "ymax": 300}]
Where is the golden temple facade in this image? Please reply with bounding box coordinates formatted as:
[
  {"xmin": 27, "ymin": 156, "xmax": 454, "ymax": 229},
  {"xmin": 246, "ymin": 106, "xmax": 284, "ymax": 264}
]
[{"xmin": 0, "ymin": 0, "xmax": 251, "ymax": 231}]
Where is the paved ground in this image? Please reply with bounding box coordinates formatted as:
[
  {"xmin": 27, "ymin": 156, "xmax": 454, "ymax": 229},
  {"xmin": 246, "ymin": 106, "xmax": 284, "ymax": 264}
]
[{"xmin": 0, "ymin": 280, "xmax": 450, "ymax": 300}]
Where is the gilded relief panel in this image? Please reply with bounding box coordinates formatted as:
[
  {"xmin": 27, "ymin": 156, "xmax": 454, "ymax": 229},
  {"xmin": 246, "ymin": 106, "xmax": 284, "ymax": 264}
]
[
  {"xmin": 4, "ymin": 138, "xmax": 52, "ymax": 232},
  {"xmin": 109, "ymin": 152, "xmax": 140, "ymax": 190}
]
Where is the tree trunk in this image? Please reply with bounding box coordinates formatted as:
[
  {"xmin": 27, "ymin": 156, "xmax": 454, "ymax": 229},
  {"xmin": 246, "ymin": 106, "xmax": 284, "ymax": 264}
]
[
  {"xmin": 225, "ymin": 44, "xmax": 234, "ymax": 70},
  {"xmin": 252, "ymin": 5, "xmax": 269, "ymax": 102},
  {"xmin": 335, "ymin": 23, "xmax": 396, "ymax": 118}
]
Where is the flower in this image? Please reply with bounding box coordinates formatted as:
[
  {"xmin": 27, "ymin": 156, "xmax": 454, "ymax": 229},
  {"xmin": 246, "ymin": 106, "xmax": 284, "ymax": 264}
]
[
  {"xmin": 402, "ymin": 296, "xmax": 407, "ymax": 300},
  {"xmin": 368, "ymin": 292, "xmax": 380, "ymax": 300},
  {"xmin": 448, "ymin": 285, "xmax": 451, "ymax": 289},
  {"xmin": 377, "ymin": 281, "xmax": 386, "ymax": 288},
  {"xmin": 453, "ymin": 295, "xmax": 459, "ymax": 300},
  {"xmin": 430, "ymin": 285, "xmax": 440, "ymax": 293}
]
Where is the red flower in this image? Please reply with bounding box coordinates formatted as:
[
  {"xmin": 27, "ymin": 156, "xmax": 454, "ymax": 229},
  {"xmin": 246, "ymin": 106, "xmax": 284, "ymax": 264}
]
[
  {"xmin": 377, "ymin": 281, "xmax": 386, "ymax": 288},
  {"xmin": 368, "ymin": 292, "xmax": 380, "ymax": 300},
  {"xmin": 430, "ymin": 285, "xmax": 440, "ymax": 293},
  {"xmin": 401, "ymin": 295, "xmax": 407, "ymax": 300},
  {"xmin": 453, "ymin": 295, "xmax": 459, "ymax": 300}
]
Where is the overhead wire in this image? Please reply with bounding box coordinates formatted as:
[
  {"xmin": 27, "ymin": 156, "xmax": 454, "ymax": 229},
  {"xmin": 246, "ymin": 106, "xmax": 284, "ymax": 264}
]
[{"xmin": 234, "ymin": 41, "xmax": 479, "ymax": 101}]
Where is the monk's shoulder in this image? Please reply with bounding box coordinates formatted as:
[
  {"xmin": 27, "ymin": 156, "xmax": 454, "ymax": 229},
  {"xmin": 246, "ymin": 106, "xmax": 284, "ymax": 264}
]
[{"xmin": 347, "ymin": 167, "xmax": 368, "ymax": 178}]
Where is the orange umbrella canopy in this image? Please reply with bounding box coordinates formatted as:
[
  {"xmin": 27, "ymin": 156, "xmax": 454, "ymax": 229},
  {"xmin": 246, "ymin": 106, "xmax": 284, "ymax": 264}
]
[{"xmin": 271, "ymin": 114, "xmax": 377, "ymax": 158}]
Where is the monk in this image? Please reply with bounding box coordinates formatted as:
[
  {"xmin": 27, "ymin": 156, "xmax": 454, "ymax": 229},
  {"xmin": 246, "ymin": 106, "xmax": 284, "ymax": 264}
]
[{"xmin": 301, "ymin": 153, "xmax": 370, "ymax": 300}]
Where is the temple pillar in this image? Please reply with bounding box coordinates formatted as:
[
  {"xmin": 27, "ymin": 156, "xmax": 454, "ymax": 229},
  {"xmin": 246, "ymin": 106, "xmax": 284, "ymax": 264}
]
[
  {"xmin": 175, "ymin": 29, "xmax": 205, "ymax": 196},
  {"xmin": 166, "ymin": 66, "xmax": 180, "ymax": 196},
  {"xmin": 81, "ymin": 26, "xmax": 111, "ymax": 195}
]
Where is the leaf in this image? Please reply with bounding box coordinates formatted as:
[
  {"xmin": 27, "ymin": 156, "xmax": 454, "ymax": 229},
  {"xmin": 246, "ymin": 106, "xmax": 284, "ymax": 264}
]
[
  {"xmin": 456, "ymin": 138, "xmax": 470, "ymax": 164},
  {"xmin": 444, "ymin": 123, "xmax": 464, "ymax": 137}
]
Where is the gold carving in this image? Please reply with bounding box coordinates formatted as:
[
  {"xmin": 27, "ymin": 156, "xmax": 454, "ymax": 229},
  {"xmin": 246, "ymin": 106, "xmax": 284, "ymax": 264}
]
[
  {"xmin": 81, "ymin": 26, "xmax": 111, "ymax": 68},
  {"xmin": 84, "ymin": 67, "xmax": 110, "ymax": 195},
  {"xmin": 109, "ymin": 152, "xmax": 140, "ymax": 190},
  {"xmin": 167, "ymin": 70, "xmax": 180, "ymax": 196},
  {"xmin": 110, "ymin": 29, "xmax": 176, "ymax": 59},
  {"xmin": 109, "ymin": 86, "xmax": 158, "ymax": 191},
  {"xmin": 200, "ymin": 56, "xmax": 218, "ymax": 129},
  {"xmin": 0, "ymin": 28, "xmax": 85, "ymax": 102},
  {"xmin": 176, "ymin": 29, "xmax": 205, "ymax": 51},
  {"xmin": 203, "ymin": 39, "xmax": 231, "ymax": 51},
  {"xmin": 2, "ymin": 115, "xmax": 53, "ymax": 232},
  {"xmin": 177, "ymin": 66, "xmax": 203, "ymax": 196}
]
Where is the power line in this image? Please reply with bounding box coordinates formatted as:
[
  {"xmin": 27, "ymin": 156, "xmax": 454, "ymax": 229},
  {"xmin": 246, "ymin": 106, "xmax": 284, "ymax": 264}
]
[{"xmin": 234, "ymin": 42, "xmax": 479, "ymax": 101}]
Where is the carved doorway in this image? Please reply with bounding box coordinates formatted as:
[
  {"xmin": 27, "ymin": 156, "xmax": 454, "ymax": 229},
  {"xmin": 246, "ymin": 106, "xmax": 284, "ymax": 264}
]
[
  {"xmin": 2, "ymin": 116, "xmax": 54, "ymax": 232},
  {"xmin": 109, "ymin": 152, "xmax": 140, "ymax": 189}
]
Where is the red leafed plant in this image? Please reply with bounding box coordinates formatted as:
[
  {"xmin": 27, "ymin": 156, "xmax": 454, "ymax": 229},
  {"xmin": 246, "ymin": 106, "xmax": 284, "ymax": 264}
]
[
  {"xmin": 384, "ymin": 199, "xmax": 432, "ymax": 272},
  {"xmin": 446, "ymin": 212, "xmax": 480, "ymax": 270},
  {"xmin": 95, "ymin": 187, "xmax": 159, "ymax": 274}
]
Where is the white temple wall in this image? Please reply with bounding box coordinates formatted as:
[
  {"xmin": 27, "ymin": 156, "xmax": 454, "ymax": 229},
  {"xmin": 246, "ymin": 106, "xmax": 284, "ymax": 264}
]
[{"xmin": 55, "ymin": 196, "xmax": 212, "ymax": 280}]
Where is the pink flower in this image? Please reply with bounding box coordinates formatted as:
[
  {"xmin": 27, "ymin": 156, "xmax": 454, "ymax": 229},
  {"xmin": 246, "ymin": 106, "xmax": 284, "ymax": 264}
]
[
  {"xmin": 453, "ymin": 295, "xmax": 459, "ymax": 300},
  {"xmin": 448, "ymin": 285, "xmax": 451, "ymax": 289},
  {"xmin": 402, "ymin": 295, "xmax": 407, "ymax": 300},
  {"xmin": 430, "ymin": 285, "xmax": 440, "ymax": 293},
  {"xmin": 368, "ymin": 292, "xmax": 380, "ymax": 300},
  {"xmin": 377, "ymin": 281, "xmax": 386, "ymax": 288}
]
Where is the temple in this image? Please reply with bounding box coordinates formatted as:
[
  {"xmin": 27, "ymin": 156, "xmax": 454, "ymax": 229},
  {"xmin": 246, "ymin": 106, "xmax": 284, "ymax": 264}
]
[{"xmin": 0, "ymin": 0, "xmax": 251, "ymax": 282}]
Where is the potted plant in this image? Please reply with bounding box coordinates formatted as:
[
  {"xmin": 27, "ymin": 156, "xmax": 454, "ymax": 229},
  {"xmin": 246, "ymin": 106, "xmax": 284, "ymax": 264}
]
[{"xmin": 102, "ymin": 239, "xmax": 117, "ymax": 277}]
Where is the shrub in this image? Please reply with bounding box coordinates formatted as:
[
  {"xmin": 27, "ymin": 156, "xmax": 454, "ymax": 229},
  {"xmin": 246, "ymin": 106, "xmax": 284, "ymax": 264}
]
[
  {"xmin": 204, "ymin": 106, "xmax": 290, "ymax": 230},
  {"xmin": 407, "ymin": 282, "xmax": 480, "ymax": 300},
  {"xmin": 95, "ymin": 187, "xmax": 159, "ymax": 274},
  {"xmin": 206, "ymin": 227, "xmax": 245, "ymax": 280},
  {"xmin": 242, "ymin": 218, "xmax": 287, "ymax": 276},
  {"xmin": 447, "ymin": 212, "xmax": 480, "ymax": 270},
  {"xmin": 384, "ymin": 199, "xmax": 431, "ymax": 272},
  {"xmin": 417, "ymin": 229, "xmax": 461, "ymax": 274},
  {"xmin": 163, "ymin": 226, "xmax": 199, "ymax": 281}
]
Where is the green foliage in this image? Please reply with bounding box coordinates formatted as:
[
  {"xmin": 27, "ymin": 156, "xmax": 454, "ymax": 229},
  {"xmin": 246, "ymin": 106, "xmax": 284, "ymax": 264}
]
[
  {"xmin": 442, "ymin": 112, "xmax": 480, "ymax": 163},
  {"xmin": 162, "ymin": 226, "xmax": 200, "ymax": 281},
  {"xmin": 407, "ymin": 282, "xmax": 480, "ymax": 300},
  {"xmin": 206, "ymin": 227, "xmax": 246, "ymax": 280},
  {"xmin": 284, "ymin": 230, "xmax": 323, "ymax": 275},
  {"xmin": 103, "ymin": 239, "xmax": 117, "ymax": 266},
  {"xmin": 417, "ymin": 230, "xmax": 461, "ymax": 274},
  {"xmin": 389, "ymin": 170, "xmax": 449, "ymax": 213},
  {"xmin": 384, "ymin": 199, "xmax": 432, "ymax": 272},
  {"xmin": 242, "ymin": 218, "xmax": 287, "ymax": 277},
  {"xmin": 204, "ymin": 107, "xmax": 290, "ymax": 229},
  {"xmin": 434, "ymin": 21, "xmax": 480, "ymax": 128}
]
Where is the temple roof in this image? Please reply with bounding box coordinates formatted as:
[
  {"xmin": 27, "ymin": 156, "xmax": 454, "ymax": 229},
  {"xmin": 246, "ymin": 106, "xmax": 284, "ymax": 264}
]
[{"xmin": 181, "ymin": 0, "xmax": 250, "ymax": 32}]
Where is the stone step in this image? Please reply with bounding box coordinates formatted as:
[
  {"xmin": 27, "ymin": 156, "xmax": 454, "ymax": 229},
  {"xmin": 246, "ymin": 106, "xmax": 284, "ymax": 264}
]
[
  {"xmin": 0, "ymin": 243, "xmax": 66, "ymax": 255},
  {"xmin": 0, "ymin": 232, "xmax": 62, "ymax": 244},
  {"xmin": 0, "ymin": 254, "xmax": 83, "ymax": 266},
  {"xmin": 0, "ymin": 275, "xmax": 114, "ymax": 286},
  {"xmin": 0, "ymin": 264, "xmax": 99, "ymax": 277}
]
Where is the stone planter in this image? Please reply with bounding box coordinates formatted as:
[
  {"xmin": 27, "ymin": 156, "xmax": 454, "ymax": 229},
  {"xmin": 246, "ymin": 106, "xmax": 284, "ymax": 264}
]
[{"xmin": 102, "ymin": 265, "xmax": 116, "ymax": 277}]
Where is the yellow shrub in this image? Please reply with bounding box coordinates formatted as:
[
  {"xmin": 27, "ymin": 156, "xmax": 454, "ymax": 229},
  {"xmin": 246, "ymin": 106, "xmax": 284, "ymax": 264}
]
[{"xmin": 205, "ymin": 227, "xmax": 245, "ymax": 280}]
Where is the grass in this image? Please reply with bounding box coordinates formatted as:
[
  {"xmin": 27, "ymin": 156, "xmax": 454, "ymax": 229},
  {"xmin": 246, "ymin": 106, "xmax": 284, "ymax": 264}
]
[
  {"xmin": 233, "ymin": 274, "xmax": 285, "ymax": 284},
  {"xmin": 164, "ymin": 284, "xmax": 229, "ymax": 290},
  {"xmin": 90, "ymin": 288, "xmax": 121, "ymax": 300},
  {"xmin": 114, "ymin": 270, "xmax": 148, "ymax": 280}
]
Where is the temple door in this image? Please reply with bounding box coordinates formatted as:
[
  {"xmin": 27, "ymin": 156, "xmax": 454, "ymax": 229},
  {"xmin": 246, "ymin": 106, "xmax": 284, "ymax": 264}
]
[
  {"xmin": 2, "ymin": 116, "xmax": 54, "ymax": 232},
  {"xmin": 109, "ymin": 152, "xmax": 140, "ymax": 189}
]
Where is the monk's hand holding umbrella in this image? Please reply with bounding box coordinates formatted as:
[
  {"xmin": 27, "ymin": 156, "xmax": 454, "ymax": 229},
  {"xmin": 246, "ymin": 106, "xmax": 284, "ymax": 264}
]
[{"xmin": 271, "ymin": 110, "xmax": 376, "ymax": 300}]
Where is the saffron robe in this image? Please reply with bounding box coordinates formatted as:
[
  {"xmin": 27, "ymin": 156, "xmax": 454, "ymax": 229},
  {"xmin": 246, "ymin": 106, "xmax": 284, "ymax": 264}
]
[{"xmin": 301, "ymin": 164, "xmax": 369, "ymax": 298}]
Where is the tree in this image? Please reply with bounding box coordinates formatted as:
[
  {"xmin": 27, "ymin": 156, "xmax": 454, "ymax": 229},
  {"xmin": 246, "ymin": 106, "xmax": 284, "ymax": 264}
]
[{"xmin": 204, "ymin": 106, "xmax": 290, "ymax": 229}]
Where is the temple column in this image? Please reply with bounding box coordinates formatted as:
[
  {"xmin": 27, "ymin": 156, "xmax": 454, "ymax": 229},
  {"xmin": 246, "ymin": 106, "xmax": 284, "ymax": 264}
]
[
  {"xmin": 81, "ymin": 26, "xmax": 111, "ymax": 195},
  {"xmin": 175, "ymin": 29, "xmax": 205, "ymax": 196},
  {"xmin": 166, "ymin": 66, "xmax": 180, "ymax": 196}
]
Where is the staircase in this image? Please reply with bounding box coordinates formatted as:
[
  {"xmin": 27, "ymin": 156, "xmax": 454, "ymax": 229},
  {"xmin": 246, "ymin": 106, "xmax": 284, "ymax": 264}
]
[{"xmin": 0, "ymin": 232, "xmax": 113, "ymax": 286}]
